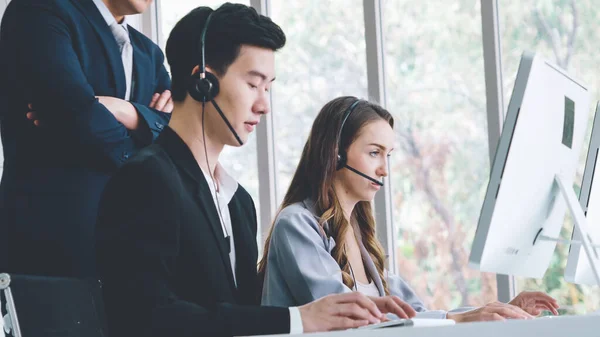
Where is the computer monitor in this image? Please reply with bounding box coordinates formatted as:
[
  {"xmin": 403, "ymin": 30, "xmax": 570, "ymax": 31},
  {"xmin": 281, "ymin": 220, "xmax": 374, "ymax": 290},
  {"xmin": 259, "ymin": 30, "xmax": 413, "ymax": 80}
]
[
  {"xmin": 468, "ymin": 52, "xmax": 591, "ymax": 278},
  {"xmin": 565, "ymin": 102, "xmax": 600, "ymax": 285}
]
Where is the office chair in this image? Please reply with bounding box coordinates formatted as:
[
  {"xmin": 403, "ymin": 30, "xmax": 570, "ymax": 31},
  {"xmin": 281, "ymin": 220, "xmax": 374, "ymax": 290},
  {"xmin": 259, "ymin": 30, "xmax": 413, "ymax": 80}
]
[{"xmin": 0, "ymin": 273, "xmax": 108, "ymax": 337}]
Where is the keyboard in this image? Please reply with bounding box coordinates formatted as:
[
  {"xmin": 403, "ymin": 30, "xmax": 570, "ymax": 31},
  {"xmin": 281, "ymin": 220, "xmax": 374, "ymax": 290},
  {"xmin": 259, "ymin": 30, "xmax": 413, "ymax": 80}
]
[{"xmin": 356, "ymin": 318, "xmax": 455, "ymax": 330}]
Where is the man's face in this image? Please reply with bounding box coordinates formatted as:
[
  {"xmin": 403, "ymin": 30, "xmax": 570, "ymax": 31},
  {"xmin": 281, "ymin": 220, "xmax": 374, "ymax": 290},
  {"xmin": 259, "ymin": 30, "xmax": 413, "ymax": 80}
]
[
  {"xmin": 111, "ymin": 0, "xmax": 153, "ymax": 15},
  {"xmin": 206, "ymin": 45, "xmax": 275, "ymax": 146}
]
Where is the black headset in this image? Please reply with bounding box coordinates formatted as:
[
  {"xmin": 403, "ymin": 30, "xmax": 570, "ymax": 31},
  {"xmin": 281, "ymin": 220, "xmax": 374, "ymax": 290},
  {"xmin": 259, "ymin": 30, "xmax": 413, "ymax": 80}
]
[
  {"xmin": 336, "ymin": 100, "xmax": 361, "ymax": 170},
  {"xmin": 188, "ymin": 12, "xmax": 219, "ymax": 103},
  {"xmin": 187, "ymin": 10, "xmax": 238, "ymax": 254},
  {"xmin": 336, "ymin": 99, "xmax": 384, "ymax": 187},
  {"xmin": 187, "ymin": 10, "xmax": 243, "ymax": 145}
]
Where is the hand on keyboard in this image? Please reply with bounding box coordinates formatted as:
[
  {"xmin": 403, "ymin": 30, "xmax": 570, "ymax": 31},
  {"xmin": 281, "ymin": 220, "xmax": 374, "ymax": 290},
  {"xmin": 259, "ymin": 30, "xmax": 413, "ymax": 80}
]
[
  {"xmin": 447, "ymin": 302, "xmax": 533, "ymax": 322},
  {"xmin": 509, "ymin": 291, "xmax": 560, "ymax": 316}
]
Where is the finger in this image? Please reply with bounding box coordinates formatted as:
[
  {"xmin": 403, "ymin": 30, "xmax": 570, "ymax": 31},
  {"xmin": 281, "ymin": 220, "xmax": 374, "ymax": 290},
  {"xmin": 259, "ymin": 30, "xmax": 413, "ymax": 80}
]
[
  {"xmin": 489, "ymin": 301, "xmax": 533, "ymax": 317},
  {"xmin": 492, "ymin": 306, "xmax": 532, "ymax": 320},
  {"xmin": 330, "ymin": 317, "xmax": 369, "ymax": 331},
  {"xmin": 548, "ymin": 297, "xmax": 560, "ymax": 309},
  {"xmin": 487, "ymin": 303, "xmax": 530, "ymax": 319},
  {"xmin": 28, "ymin": 103, "xmax": 34, "ymax": 110},
  {"xmin": 149, "ymin": 93, "xmax": 159, "ymax": 108},
  {"xmin": 334, "ymin": 293, "xmax": 383, "ymax": 319},
  {"xmin": 335, "ymin": 303, "xmax": 380, "ymax": 324},
  {"xmin": 509, "ymin": 304, "xmax": 535, "ymax": 319},
  {"xmin": 529, "ymin": 292, "xmax": 560, "ymax": 307},
  {"xmin": 534, "ymin": 293, "xmax": 559, "ymax": 308},
  {"xmin": 393, "ymin": 297, "xmax": 417, "ymax": 318},
  {"xmin": 536, "ymin": 300, "xmax": 559, "ymax": 315},
  {"xmin": 163, "ymin": 97, "xmax": 174, "ymax": 113},
  {"xmin": 532, "ymin": 292, "xmax": 557, "ymax": 302},
  {"xmin": 26, "ymin": 112, "xmax": 34, "ymax": 120},
  {"xmin": 522, "ymin": 306, "xmax": 543, "ymax": 316},
  {"xmin": 33, "ymin": 120, "xmax": 41, "ymax": 127},
  {"xmin": 381, "ymin": 298, "xmax": 409, "ymax": 319},
  {"xmin": 155, "ymin": 90, "xmax": 171, "ymax": 111},
  {"xmin": 490, "ymin": 313, "xmax": 505, "ymax": 321}
]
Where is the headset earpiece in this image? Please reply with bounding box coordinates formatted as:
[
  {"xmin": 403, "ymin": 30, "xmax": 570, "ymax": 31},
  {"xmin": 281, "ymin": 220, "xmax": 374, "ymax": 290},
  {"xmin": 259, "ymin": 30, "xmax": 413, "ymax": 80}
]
[
  {"xmin": 188, "ymin": 71, "xmax": 220, "ymax": 103},
  {"xmin": 336, "ymin": 100, "xmax": 361, "ymax": 171},
  {"xmin": 336, "ymin": 152, "xmax": 346, "ymax": 170}
]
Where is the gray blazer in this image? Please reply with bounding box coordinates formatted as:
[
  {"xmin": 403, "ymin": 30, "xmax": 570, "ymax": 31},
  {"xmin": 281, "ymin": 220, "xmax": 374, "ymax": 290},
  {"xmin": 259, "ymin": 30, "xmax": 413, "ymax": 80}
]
[{"xmin": 261, "ymin": 199, "xmax": 473, "ymax": 319}]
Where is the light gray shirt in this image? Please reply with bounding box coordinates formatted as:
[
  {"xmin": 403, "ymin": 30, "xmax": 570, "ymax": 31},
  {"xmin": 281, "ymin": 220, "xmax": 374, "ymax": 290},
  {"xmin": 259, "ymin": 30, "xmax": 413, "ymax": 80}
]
[
  {"xmin": 92, "ymin": 0, "xmax": 134, "ymax": 100},
  {"xmin": 261, "ymin": 199, "xmax": 473, "ymax": 319}
]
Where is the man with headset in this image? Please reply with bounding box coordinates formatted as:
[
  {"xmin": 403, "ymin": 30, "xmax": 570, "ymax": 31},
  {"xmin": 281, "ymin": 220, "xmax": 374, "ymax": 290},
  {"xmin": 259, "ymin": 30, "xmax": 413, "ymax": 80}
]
[{"xmin": 95, "ymin": 4, "xmax": 415, "ymax": 336}]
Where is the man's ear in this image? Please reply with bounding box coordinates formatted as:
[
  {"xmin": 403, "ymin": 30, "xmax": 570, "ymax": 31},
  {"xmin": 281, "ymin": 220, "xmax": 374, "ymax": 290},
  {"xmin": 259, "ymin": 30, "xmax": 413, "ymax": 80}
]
[
  {"xmin": 205, "ymin": 66, "xmax": 216, "ymax": 75},
  {"xmin": 190, "ymin": 65, "xmax": 217, "ymax": 77}
]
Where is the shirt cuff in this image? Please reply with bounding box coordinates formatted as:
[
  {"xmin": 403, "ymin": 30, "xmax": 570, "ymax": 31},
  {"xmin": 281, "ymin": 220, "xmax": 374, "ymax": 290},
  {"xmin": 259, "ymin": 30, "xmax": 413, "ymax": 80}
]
[{"xmin": 289, "ymin": 307, "xmax": 304, "ymax": 334}]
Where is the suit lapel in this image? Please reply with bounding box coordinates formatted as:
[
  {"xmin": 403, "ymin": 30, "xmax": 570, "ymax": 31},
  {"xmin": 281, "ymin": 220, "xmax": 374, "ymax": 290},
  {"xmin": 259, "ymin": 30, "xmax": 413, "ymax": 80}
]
[
  {"xmin": 157, "ymin": 127, "xmax": 236, "ymax": 291},
  {"xmin": 193, "ymin": 180, "xmax": 236, "ymax": 291},
  {"xmin": 228, "ymin": 198, "xmax": 256, "ymax": 298},
  {"xmin": 71, "ymin": 0, "xmax": 126, "ymax": 98}
]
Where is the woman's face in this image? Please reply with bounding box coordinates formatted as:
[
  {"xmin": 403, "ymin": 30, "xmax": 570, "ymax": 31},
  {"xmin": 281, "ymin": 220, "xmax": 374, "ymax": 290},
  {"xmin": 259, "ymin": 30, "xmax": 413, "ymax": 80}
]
[{"xmin": 335, "ymin": 119, "xmax": 395, "ymax": 203}]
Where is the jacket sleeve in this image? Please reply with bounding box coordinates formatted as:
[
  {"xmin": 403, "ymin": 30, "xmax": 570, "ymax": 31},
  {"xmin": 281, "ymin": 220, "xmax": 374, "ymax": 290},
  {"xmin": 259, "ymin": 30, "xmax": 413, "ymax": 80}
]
[
  {"xmin": 13, "ymin": 1, "xmax": 154, "ymax": 168},
  {"xmin": 128, "ymin": 44, "xmax": 171, "ymax": 144},
  {"xmin": 262, "ymin": 210, "xmax": 353, "ymax": 306}
]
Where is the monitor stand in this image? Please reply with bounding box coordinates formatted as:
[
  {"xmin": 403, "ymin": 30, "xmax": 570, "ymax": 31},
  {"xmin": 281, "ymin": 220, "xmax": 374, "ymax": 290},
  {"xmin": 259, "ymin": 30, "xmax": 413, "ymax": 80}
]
[
  {"xmin": 534, "ymin": 175, "xmax": 600, "ymax": 287},
  {"xmin": 0, "ymin": 273, "xmax": 21, "ymax": 337}
]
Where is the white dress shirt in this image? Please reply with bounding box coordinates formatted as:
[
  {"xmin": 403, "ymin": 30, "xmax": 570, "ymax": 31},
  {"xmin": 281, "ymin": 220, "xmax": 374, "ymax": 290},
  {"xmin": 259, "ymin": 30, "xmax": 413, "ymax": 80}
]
[
  {"xmin": 200, "ymin": 163, "xmax": 303, "ymax": 334},
  {"xmin": 92, "ymin": 0, "xmax": 134, "ymax": 100},
  {"xmin": 200, "ymin": 163, "xmax": 238, "ymax": 286}
]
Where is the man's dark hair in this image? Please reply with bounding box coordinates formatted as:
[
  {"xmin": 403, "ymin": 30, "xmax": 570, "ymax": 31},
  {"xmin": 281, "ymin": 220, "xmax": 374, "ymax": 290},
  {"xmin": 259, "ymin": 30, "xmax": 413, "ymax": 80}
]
[{"xmin": 166, "ymin": 3, "xmax": 286, "ymax": 102}]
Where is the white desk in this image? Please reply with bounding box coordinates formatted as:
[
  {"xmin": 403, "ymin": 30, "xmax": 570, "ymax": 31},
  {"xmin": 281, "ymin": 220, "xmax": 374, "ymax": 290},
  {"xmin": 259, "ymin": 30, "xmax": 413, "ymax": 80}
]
[{"xmin": 257, "ymin": 315, "xmax": 600, "ymax": 337}]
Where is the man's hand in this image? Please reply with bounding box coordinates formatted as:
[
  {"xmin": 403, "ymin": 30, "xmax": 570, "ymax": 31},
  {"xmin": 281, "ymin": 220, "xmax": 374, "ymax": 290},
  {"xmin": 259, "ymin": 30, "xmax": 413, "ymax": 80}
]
[
  {"xmin": 26, "ymin": 103, "xmax": 41, "ymax": 126},
  {"xmin": 509, "ymin": 291, "xmax": 560, "ymax": 316},
  {"xmin": 298, "ymin": 292, "xmax": 384, "ymax": 333},
  {"xmin": 368, "ymin": 295, "xmax": 417, "ymax": 319},
  {"xmin": 447, "ymin": 301, "xmax": 534, "ymax": 323},
  {"xmin": 96, "ymin": 96, "xmax": 139, "ymax": 130},
  {"xmin": 149, "ymin": 90, "xmax": 173, "ymax": 113}
]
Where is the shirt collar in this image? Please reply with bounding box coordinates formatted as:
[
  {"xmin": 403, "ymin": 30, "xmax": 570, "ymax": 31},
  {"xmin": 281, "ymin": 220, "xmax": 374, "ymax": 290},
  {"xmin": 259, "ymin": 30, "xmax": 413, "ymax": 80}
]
[
  {"xmin": 92, "ymin": 0, "xmax": 129, "ymax": 30},
  {"xmin": 200, "ymin": 163, "xmax": 239, "ymax": 205}
]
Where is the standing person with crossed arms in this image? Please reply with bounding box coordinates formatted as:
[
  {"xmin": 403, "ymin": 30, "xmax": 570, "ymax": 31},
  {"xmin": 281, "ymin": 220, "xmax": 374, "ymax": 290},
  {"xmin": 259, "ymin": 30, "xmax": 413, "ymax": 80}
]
[{"xmin": 0, "ymin": 0, "xmax": 172, "ymax": 277}]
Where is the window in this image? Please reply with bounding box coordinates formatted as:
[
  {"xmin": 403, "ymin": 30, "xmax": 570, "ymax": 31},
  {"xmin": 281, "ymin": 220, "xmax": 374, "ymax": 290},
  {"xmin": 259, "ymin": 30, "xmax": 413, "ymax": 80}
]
[
  {"xmin": 270, "ymin": 0, "xmax": 369, "ymax": 202},
  {"xmin": 157, "ymin": 0, "xmax": 261, "ymax": 231},
  {"xmin": 383, "ymin": 0, "xmax": 496, "ymax": 309},
  {"xmin": 500, "ymin": 0, "xmax": 600, "ymax": 315}
]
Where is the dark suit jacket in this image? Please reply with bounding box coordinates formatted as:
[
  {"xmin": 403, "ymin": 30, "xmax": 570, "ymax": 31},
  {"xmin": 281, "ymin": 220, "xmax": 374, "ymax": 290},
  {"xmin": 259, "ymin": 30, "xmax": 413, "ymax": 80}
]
[
  {"xmin": 95, "ymin": 126, "xmax": 290, "ymax": 337},
  {"xmin": 0, "ymin": 0, "xmax": 171, "ymax": 277}
]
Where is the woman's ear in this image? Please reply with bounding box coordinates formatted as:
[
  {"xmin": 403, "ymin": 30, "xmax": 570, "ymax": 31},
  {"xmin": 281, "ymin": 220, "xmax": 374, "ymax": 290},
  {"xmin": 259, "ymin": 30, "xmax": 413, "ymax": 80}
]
[{"xmin": 190, "ymin": 65, "xmax": 201, "ymax": 75}]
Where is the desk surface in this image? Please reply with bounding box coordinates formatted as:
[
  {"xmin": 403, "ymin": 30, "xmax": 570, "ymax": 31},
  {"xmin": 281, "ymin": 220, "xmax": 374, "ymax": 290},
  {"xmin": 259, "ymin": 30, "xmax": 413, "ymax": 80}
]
[{"xmin": 256, "ymin": 314, "xmax": 600, "ymax": 337}]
